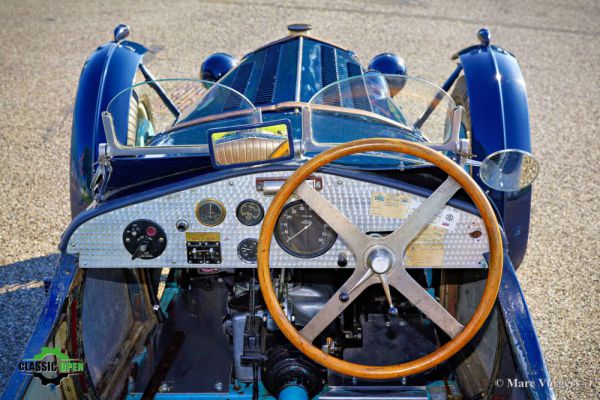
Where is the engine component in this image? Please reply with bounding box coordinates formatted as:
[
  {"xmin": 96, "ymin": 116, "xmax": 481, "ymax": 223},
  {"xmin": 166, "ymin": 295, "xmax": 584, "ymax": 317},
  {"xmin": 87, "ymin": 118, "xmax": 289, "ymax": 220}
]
[
  {"xmin": 185, "ymin": 232, "xmax": 222, "ymax": 264},
  {"xmin": 195, "ymin": 198, "xmax": 226, "ymax": 226},
  {"xmin": 232, "ymin": 312, "xmax": 261, "ymax": 382},
  {"xmin": 236, "ymin": 199, "xmax": 264, "ymax": 226},
  {"xmin": 122, "ymin": 220, "xmax": 167, "ymax": 260},
  {"xmin": 275, "ymin": 200, "xmax": 337, "ymax": 258},
  {"xmin": 287, "ymin": 283, "xmax": 333, "ymax": 327},
  {"xmin": 237, "ymin": 238, "xmax": 258, "ymax": 263},
  {"xmin": 241, "ymin": 315, "xmax": 267, "ymax": 365},
  {"xmin": 263, "ymin": 345, "xmax": 324, "ymax": 399}
]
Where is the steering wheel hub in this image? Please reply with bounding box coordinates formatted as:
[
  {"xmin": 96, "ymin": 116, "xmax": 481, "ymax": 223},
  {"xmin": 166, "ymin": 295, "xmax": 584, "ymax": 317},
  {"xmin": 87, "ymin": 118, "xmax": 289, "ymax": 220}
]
[
  {"xmin": 366, "ymin": 246, "xmax": 395, "ymax": 274},
  {"xmin": 257, "ymin": 138, "xmax": 503, "ymax": 380}
]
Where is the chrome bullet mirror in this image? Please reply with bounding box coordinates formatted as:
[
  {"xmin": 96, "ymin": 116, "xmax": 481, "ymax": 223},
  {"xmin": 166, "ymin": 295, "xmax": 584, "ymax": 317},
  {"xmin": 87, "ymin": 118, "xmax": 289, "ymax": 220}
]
[{"xmin": 479, "ymin": 149, "xmax": 539, "ymax": 192}]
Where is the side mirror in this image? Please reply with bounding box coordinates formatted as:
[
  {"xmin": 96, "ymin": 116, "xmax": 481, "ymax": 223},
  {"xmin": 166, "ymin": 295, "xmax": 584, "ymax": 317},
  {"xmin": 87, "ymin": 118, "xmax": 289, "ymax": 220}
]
[
  {"xmin": 479, "ymin": 149, "xmax": 539, "ymax": 192},
  {"xmin": 208, "ymin": 120, "xmax": 293, "ymax": 169}
]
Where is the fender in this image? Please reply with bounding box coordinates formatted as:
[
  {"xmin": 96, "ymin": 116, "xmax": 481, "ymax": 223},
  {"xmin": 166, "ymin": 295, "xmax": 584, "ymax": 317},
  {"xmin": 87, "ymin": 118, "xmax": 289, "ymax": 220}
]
[
  {"xmin": 459, "ymin": 42, "xmax": 532, "ymax": 268},
  {"xmin": 1, "ymin": 255, "xmax": 78, "ymax": 400},
  {"xmin": 497, "ymin": 253, "xmax": 554, "ymax": 399},
  {"xmin": 70, "ymin": 37, "xmax": 148, "ymax": 218}
]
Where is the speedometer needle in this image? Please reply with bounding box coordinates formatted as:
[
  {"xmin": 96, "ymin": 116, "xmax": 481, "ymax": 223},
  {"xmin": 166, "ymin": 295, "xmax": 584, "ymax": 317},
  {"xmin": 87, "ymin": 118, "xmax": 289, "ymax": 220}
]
[{"xmin": 286, "ymin": 223, "xmax": 313, "ymax": 242}]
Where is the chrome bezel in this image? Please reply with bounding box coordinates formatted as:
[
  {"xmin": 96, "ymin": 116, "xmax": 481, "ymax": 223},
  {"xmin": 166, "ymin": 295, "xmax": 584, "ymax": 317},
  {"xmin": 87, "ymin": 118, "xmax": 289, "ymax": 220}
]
[{"xmin": 195, "ymin": 198, "xmax": 226, "ymax": 227}]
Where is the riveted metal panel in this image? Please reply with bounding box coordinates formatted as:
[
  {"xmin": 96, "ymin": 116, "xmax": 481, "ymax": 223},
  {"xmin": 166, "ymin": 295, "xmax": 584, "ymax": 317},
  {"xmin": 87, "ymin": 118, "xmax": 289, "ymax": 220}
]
[{"xmin": 68, "ymin": 172, "xmax": 488, "ymax": 270}]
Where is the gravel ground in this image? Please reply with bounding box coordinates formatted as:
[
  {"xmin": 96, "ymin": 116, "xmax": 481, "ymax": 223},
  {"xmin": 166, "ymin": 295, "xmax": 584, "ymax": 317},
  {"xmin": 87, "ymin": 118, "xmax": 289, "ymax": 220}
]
[{"xmin": 0, "ymin": 0, "xmax": 598, "ymax": 398}]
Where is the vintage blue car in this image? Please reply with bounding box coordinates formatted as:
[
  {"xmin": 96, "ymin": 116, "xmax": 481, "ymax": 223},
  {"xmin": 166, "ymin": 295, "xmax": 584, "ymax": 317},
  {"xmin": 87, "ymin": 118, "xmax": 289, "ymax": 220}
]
[{"xmin": 3, "ymin": 24, "xmax": 553, "ymax": 400}]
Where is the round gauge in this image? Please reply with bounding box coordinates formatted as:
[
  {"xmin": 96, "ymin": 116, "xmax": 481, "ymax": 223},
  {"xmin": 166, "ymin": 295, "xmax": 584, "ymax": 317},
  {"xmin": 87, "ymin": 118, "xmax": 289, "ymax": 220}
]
[
  {"xmin": 275, "ymin": 200, "xmax": 337, "ymax": 258},
  {"xmin": 195, "ymin": 199, "xmax": 226, "ymax": 226},
  {"xmin": 237, "ymin": 238, "xmax": 258, "ymax": 263},
  {"xmin": 236, "ymin": 199, "xmax": 265, "ymax": 226}
]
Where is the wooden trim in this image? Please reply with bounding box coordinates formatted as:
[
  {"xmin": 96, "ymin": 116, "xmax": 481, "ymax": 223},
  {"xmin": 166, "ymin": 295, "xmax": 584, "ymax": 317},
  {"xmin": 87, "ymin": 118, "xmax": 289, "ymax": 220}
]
[{"xmin": 257, "ymin": 138, "xmax": 503, "ymax": 379}]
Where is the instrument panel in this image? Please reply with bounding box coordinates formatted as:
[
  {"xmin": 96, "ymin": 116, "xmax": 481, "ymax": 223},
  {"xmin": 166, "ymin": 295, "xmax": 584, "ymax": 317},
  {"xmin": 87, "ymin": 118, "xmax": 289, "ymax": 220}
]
[{"xmin": 67, "ymin": 171, "xmax": 489, "ymax": 269}]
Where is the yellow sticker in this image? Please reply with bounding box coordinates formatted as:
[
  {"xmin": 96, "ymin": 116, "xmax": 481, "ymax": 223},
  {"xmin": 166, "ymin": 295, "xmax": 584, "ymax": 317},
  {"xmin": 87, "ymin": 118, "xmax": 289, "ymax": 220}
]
[
  {"xmin": 370, "ymin": 192, "xmax": 411, "ymax": 219},
  {"xmin": 185, "ymin": 232, "xmax": 221, "ymax": 242},
  {"xmin": 404, "ymin": 225, "xmax": 446, "ymax": 267},
  {"xmin": 413, "ymin": 225, "xmax": 446, "ymax": 244},
  {"xmin": 405, "ymin": 243, "xmax": 445, "ymax": 267}
]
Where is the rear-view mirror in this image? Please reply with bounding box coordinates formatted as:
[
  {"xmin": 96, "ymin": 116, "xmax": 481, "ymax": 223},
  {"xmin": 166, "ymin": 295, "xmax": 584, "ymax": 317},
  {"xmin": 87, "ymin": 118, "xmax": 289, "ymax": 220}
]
[
  {"xmin": 208, "ymin": 120, "xmax": 293, "ymax": 169},
  {"xmin": 479, "ymin": 149, "xmax": 539, "ymax": 192}
]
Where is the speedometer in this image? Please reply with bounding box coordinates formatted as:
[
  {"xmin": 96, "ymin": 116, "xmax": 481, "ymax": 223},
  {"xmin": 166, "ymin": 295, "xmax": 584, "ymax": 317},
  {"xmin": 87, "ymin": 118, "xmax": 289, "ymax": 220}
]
[{"xmin": 275, "ymin": 200, "xmax": 337, "ymax": 258}]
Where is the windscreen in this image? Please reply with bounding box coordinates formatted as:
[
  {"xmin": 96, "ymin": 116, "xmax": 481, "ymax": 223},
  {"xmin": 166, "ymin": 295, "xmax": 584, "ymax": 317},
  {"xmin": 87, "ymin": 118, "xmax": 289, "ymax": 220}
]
[
  {"xmin": 308, "ymin": 74, "xmax": 456, "ymax": 146},
  {"xmin": 105, "ymin": 79, "xmax": 258, "ymax": 148}
]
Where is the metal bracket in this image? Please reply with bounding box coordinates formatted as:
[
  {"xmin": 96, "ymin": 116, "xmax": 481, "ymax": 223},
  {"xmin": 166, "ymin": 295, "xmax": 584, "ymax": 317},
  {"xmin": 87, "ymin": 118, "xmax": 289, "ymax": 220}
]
[{"xmin": 90, "ymin": 143, "xmax": 113, "ymax": 200}]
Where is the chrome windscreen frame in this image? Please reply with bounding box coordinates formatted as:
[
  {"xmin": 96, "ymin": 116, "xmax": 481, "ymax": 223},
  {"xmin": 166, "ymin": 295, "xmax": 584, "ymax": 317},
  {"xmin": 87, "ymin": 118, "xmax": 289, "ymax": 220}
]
[
  {"xmin": 101, "ymin": 104, "xmax": 465, "ymax": 161},
  {"xmin": 300, "ymin": 105, "xmax": 465, "ymax": 157},
  {"xmin": 100, "ymin": 109, "xmax": 264, "ymax": 157}
]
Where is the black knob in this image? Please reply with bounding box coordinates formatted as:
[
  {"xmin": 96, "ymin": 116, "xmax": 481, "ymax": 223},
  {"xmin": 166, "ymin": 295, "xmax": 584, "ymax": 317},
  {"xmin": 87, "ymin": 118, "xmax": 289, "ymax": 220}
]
[
  {"xmin": 339, "ymin": 292, "xmax": 349, "ymax": 302},
  {"xmin": 337, "ymin": 253, "xmax": 348, "ymax": 267},
  {"xmin": 176, "ymin": 219, "xmax": 189, "ymax": 232}
]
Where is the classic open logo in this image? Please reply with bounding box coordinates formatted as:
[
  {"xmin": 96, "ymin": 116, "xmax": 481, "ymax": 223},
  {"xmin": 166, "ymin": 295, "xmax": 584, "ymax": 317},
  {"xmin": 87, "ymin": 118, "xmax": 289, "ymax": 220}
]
[{"xmin": 18, "ymin": 346, "xmax": 84, "ymax": 386}]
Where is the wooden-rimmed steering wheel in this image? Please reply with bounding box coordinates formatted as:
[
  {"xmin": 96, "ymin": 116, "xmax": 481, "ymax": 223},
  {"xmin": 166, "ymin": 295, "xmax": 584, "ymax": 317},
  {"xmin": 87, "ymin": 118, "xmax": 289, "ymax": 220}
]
[{"xmin": 257, "ymin": 138, "xmax": 503, "ymax": 379}]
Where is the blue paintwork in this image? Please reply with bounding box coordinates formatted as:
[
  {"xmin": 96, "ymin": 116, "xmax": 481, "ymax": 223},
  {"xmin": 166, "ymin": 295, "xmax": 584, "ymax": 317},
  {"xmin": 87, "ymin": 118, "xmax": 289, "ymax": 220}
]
[
  {"xmin": 1, "ymin": 255, "xmax": 77, "ymax": 400},
  {"xmin": 498, "ymin": 251, "xmax": 555, "ymax": 399},
  {"xmin": 201, "ymin": 53, "xmax": 238, "ymax": 83},
  {"xmin": 126, "ymin": 382, "xmax": 274, "ymax": 399},
  {"xmin": 458, "ymin": 43, "xmax": 532, "ymax": 268},
  {"xmin": 70, "ymin": 39, "xmax": 148, "ymax": 217},
  {"xmin": 368, "ymin": 53, "xmax": 407, "ymax": 76},
  {"xmin": 218, "ymin": 37, "xmax": 363, "ymax": 105},
  {"xmin": 16, "ymin": 27, "xmax": 547, "ymax": 400},
  {"xmin": 279, "ymin": 385, "xmax": 309, "ymax": 400}
]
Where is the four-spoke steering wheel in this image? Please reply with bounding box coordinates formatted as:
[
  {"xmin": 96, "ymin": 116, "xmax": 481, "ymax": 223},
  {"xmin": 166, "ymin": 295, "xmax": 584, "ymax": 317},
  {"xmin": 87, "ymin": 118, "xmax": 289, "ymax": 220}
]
[{"xmin": 257, "ymin": 138, "xmax": 503, "ymax": 379}]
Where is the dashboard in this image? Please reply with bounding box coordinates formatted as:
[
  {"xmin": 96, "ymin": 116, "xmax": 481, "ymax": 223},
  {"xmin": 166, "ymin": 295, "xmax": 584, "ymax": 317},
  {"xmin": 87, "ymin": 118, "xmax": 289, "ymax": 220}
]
[{"xmin": 67, "ymin": 171, "xmax": 489, "ymax": 269}]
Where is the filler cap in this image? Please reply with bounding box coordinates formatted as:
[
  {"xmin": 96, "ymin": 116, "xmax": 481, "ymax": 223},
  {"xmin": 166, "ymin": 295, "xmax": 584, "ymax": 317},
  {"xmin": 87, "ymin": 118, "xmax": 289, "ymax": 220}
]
[{"xmin": 288, "ymin": 23, "xmax": 311, "ymax": 34}]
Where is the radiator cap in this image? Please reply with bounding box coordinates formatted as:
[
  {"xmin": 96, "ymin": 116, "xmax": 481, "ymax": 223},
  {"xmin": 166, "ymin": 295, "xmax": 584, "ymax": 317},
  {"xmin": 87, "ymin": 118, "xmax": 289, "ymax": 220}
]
[{"xmin": 288, "ymin": 23, "xmax": 311, "ymax": 34}]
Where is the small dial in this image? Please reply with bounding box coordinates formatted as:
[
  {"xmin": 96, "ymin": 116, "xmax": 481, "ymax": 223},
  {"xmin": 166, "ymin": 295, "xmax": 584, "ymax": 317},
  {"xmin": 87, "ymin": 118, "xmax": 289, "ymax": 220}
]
[
  {"xmin": 237, "ymin": 238, "xmax": 258, "ymax": 263},
  {"xmin": 236, "ymin": 200, "xmax": 264, "ymax": 226},
  {"xmin": 195, "ymin": 199, "xmax": 226, "ymax": 226},
  {"xmin": 122, "ymin": 220, "xmax": 167, "ymax": 260},
  {"xmin": 275, "ymin": 200, "xmax": 337, "ymax": 258}
]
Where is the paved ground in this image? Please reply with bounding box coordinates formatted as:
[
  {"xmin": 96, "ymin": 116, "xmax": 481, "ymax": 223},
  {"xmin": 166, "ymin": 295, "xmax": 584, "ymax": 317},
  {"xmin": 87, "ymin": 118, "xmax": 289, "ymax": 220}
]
[{"xmin": 0, "ymin": 0, "xmax": 598, "ymax": 397}]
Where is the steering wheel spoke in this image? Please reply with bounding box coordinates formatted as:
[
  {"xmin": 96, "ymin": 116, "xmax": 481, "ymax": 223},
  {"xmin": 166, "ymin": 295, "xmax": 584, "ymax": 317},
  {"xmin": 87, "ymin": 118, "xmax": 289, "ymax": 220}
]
[
  {"xmin": 295, "ymin": 181, "xmax": 370, "ymax": 254},
  {"xmin": 300, "ymin": 265, "xmax": 376, "ymax": 343},
  {"xmin": 388, "ymin": 268, "xmax": 463, "ymax": 338},
  {"xmin": 381, "ymin": 176, "xmax": 461, "ymax": 254},
  {"xmin": 257, "ymin": 138, "xmax": 503, "ymax": 380}
]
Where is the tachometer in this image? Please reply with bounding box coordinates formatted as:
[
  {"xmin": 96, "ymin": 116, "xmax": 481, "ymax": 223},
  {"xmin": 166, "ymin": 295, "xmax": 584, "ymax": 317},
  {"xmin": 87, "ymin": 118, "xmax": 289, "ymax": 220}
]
[{"xmin": 275, "ymin": 200, "xmax": 337, "ymax": 258}]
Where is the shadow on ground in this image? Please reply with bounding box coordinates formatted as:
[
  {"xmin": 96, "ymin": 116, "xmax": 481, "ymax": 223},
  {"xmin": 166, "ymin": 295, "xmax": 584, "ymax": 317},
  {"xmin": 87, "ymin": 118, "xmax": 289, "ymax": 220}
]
[{"xmin": 0, "ymin": 254, "xmax": 59, "ymax": 393}]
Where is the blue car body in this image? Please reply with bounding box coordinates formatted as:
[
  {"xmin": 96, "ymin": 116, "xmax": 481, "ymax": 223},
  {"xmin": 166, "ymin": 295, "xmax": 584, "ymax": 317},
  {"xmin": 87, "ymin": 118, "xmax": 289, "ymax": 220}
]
[{"xmin": 5, "ymin": 26, "xmax": 552, "ymax": 400}]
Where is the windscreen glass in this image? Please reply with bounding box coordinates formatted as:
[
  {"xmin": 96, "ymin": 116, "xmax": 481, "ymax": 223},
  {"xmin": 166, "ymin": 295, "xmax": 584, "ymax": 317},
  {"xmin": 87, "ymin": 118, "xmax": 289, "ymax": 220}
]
[
  {"xmin": 308, "ymin": 74, "xmax": 455, "ymax": 145},
  {"xmin": 106, "ymin": 79, "xmax": 257, "ymax": 148}
]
